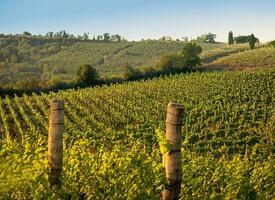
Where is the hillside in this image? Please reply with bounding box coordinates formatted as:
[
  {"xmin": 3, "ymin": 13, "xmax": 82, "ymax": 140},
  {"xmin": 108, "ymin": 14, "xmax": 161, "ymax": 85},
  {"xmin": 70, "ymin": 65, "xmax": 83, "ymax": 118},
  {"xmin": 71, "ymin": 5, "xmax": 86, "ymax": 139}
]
[
  {"xmin": 40, "ymin": 41, "xmax": 226, "ymax": 77},
  {"xmin": 1, "ymin": 69, "xmax": 274, "ymax": 199},
  {"xmin": 0, "ymin": 37, "xmax": 227, "ymax": 84},
  {"xmin": 208, "ymin": 47, "xmax": 275, "ymax": 70}
]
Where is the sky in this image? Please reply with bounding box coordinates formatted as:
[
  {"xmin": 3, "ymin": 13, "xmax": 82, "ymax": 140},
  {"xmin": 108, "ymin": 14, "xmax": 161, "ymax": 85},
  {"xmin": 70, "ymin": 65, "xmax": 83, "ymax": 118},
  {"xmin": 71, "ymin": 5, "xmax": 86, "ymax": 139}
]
[{"xmin": 0, "ymin": 0, "xmax": 274, "ymax": 42}]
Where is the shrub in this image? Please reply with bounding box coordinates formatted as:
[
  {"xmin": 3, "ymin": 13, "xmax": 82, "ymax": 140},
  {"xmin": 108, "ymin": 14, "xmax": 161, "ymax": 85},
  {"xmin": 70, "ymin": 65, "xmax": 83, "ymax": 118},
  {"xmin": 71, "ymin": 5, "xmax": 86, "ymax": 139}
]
[
  {"xmin": 76, "ymin": 64, "xmax": 99, "ymax": 85},
  {"xmin": 155, "ymin": 53, "xmax": 186, "ymax": 73},
  {"xmin": 122, "ymin": 63, "xmax": 142, "ymax": 80},
  {"xmin": 268, "ymin": 40, "xmax": 275, "ymax": 47}
]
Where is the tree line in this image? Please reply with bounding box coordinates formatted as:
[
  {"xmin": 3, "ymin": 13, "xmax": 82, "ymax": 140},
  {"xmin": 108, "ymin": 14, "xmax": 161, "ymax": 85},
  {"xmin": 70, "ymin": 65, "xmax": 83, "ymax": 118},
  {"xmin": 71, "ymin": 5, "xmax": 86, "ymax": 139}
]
[
  {"xmin": 0, "ymin": 31, "xmax": 127, "ymax": 42},
  {"xmin": 228, "ymin": 31, "xmax": 259, "ymax": 49}
]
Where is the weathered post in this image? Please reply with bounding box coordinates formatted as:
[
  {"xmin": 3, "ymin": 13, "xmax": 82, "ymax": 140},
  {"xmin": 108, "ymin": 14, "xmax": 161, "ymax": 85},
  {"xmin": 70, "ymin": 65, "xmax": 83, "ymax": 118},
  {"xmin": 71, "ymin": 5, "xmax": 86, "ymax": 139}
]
[
  {"xmin": 163, "ymin": 102, "xmax": 184, "ymax": 200},
  {"xmin": 48, "ymin": 98, "xmax": 64, "ymax": 186}
]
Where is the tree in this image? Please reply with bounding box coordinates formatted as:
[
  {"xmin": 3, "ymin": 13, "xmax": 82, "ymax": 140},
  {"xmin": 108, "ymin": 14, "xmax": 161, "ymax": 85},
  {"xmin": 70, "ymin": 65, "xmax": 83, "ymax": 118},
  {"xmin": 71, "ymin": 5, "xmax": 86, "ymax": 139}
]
[
  {"xmin": 46, "ymin": 32, "xmax": 54, "ymax": 38},
  {"xmin": 97, "ymin": 35, "xmax": 103, "ymax": 41},
  {"xmin": 249, "ymin": 34, "xmax": 256, "ymax": 50},
  {"xmin": 268, "ymin": 40, "xmax": 275, "ymax": 47},
  {"xmin": 181, "ymin": 43, "xmax": 202, "ymax": 66},
  {"xmin": 228, "ymin": 31, "xmax": 234, "ymax": 45},
  {"xmin": 204, "ymin": 33, "xmax": 216, "ymax": 43},
  {"xmin": 82, "ymin": 33, "xmax": 89, "ymax": 40},
  {"xmin": 115, "ymin": 34, "xmax": 121, "ymax": 42},
  {"xmin": 182, "ymin": 36, "xmax": 189, "ymax": 42},
  {"xmin": 76, "ymin": 64, "xmax": 99, "ymax": 85},
  {"xmin": 103, "ymin": 33, "xmax": 110, "ymax": 41},
  {"xmin": 195, "ymin": 33, "xmax": 216, "ymax": 43},
  {"xmin": 23, "ymin": 31, "xmax": 32, "ymax": 37},
  {"xmin": 234, "ymin": 35, "xmax": 259, "ymax": 44}
]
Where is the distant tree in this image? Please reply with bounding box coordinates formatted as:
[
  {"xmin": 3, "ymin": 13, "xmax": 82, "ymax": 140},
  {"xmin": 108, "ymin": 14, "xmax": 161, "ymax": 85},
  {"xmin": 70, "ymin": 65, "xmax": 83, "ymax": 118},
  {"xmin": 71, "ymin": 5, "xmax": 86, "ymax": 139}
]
[
  {"xmin": 46, "ymin": 32, "xmax": 54, "ymax": 38},
  {"xmin": 159, "ymin": 36, "xmax": 166, "ymax": 41},
  {"xmin": 111, "ymin": 35, "xmax": 116, "ymax": 41},
  {"xmin": 228, "ymin": 31, "xmax": 234, "ymax": 45},
  {"xmin": 159, "ymin": 36, "xmax": 173, "ymax": 42},
  {"xmin": 115, "ymin": 34, "xmax": 121, "ymax": 42},
  {"xmin": 83, "ymin": 33, "xmax": 89, "ymax": 40},
  {"xmin": 195, "ymin": 33, "xmax": 216, "ymax": 43},
  {"xmin": 103, "ymin": 33, "xmax": 111, "ymax": 41},
  {"xmin": 182, "ymin": 36, "xmax": 189, "ymax": 42},
  {"xmin": 60, "ymin": 30, "xmax": 69, "ymax": 38},
  {"xmin": 205, "ymin": 33, "xmax": 216, "ymax": 43},
  {"xmin": 54, "ymin": 32, "xmax": 61, "ymax": 38},
  {"xmin": 97, "ymin": 35, "xmax": 103, "ymax": 41},
  {"xmin": 249, "ymin": 34, "xmax": 257, "ymax": 50},
  {"xmin": 76, "ymin": 64, "xmax": 99, "ymax": 85},
  {"xmin": 68, "ymin": 34, "xmax": 76, "ymax": 39},
  {"xmin": 23, "ymin": 31, "xmax": 32, "ymax": 37},
  {"xmin": 268, "ymin": 40, "xmax": 275, "ymax": 47},
  {"xmin": 234, "ymin": 35, "xmax": 248, "ymax": 43},
  {"xmin": 234, "ymin": 35, "xmax": 259, "ymax": 44}
]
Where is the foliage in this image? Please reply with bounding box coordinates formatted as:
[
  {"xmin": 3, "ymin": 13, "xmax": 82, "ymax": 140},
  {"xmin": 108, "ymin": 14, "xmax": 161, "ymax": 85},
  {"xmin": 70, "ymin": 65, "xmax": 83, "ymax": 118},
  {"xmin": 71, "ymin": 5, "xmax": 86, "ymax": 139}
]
[
  {"xmin": 249, "ymin": 34, "xmax": 257, "ymax": 50},
  {"xmin": 155, "ymin": 128, "xmax": 171, "ymax": 154},
  {"xmin": 194, "ymin": 33, "xmax": 217, "ymax": 43},
  {"xmin": 155, "ymin": 43, "xmax": 202, "ymax": 74},
  {"xmin": 0, "ymin": 69, "xmax": 274, "ymax": 199},
  {"xmin": 76, "ymin": 64, "xmax": 99, "ymax": 85},
  {"xmin": 155, "ymin": 53, "xmax": 187, "ymax": 73},
  {"xmin": 268, "ymin": 40, "xmax": 275, "ymax": 47},
  {"xmin": 121, "ymin": 63, "xmax": 142, "ymax": 80},
  {"xmin": 181, "ymin": 42, "xmax": 202, "ymax": 66},
  {"xmin": 234, "ymin": 35, "xmax": 260, "ymax": 44},
  {"xmin": 228, "ymin": 31, "xmax": 234, "ymax": 45}
]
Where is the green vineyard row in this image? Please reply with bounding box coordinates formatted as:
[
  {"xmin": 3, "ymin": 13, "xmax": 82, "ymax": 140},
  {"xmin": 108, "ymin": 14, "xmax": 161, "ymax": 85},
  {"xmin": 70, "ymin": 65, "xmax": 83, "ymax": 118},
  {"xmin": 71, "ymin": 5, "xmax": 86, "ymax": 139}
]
[{"xmin": 0, "ymin": 69, "xmax": 274, "ymax": 199}]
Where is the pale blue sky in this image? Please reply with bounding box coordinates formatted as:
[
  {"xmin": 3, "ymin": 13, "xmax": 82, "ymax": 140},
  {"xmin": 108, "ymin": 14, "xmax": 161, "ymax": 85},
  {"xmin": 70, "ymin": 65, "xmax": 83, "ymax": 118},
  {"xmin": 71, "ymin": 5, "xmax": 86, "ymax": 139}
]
[{"xmin": 0, "ymin": 0, "xmax": 274, "ymax": 42}]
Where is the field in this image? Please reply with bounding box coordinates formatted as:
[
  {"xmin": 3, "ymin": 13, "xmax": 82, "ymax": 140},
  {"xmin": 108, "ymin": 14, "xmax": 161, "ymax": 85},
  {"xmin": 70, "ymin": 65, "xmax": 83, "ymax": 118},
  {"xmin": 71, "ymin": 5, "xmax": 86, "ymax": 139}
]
[
  {"xmin": 0, "ymin": 69, "xmax": 274, "ymax": 199},
  {"xmin": 210, "ymin": 47, "xmax": 275, "ymax": 70},
  {"xmin": 200, "ymin": 43, "xmax": 261, "ymax": 63}
]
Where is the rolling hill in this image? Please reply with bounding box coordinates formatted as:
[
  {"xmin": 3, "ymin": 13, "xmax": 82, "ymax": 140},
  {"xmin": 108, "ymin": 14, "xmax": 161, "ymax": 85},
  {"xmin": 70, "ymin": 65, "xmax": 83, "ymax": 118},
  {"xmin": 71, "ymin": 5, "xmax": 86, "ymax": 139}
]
[
  {"xmin": 0, "ymin": 38, "xmax": 227, "ymax": 84},
  {"xmin": 209, "ymin": 47, "xmax": 275, "ymax": 70}
]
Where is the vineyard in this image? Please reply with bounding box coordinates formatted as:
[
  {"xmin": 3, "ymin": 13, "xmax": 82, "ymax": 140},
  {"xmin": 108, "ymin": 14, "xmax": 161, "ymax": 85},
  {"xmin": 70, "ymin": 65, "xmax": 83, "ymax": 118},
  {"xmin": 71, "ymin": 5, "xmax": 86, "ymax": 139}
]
[
  {"xmin": 0, "ymin": 38, "xmax": 227, "ymax": 84},
  {"xmin": 39, "ymin": 41, "xmax": 226, "ymax": 77},
  {"xmin": 200, "ymin": 43, "xmax": 263, "ymax": 63},
  {"xmin": 211, "ymin": 47, "xmax": 275, "ymax": 69},
  {"xmin": 0, "ymin": 69, "xmax": 274, "ymax": 199}
]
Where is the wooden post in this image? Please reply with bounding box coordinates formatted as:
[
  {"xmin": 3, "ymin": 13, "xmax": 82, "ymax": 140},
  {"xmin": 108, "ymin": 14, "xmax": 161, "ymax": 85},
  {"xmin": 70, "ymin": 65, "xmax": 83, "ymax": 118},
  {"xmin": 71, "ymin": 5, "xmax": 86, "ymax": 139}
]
[
  {"xmin": 48, "ymin": 98, "xmax": 64, "ymax": 186},
  {"xmin": 163, "ymin": 102, "xmax": 184, "ymax": 200}
]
